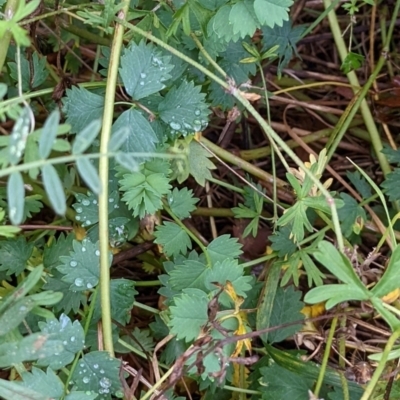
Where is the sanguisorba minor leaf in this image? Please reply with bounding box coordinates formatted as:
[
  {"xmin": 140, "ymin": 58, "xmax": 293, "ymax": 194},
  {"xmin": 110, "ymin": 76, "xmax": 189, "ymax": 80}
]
[
  {"xmin": 119, "ymin": 40, "xmax": 174, "ymax": 100},
  {"xmin": 154, "ymin": 222, "xmax": 192, "ymax": 257},
  {"xmin": 7, "ymin": 171, "xmax": 25, "ymax": 225},
  {"xmin": 76, "ymin": 158, "xmax": 101, "ymax": 195},
  {"xmin": 158, "ymin": 80, "xmax": 210, "ymax": 138},
  {"xmin": 41, "ymin": 164, "xmax": 66, "ymax": 215},
  {"xmin": 371, "ymin": 244, "xmax": 400, "ymax": 298},
  {"xmin": 72, "ymin": 119, "xmax": 102, "ymax": 155},
  {"xmin": 39, "ymin": 109, "xmax": 60, "ymax": 159}
]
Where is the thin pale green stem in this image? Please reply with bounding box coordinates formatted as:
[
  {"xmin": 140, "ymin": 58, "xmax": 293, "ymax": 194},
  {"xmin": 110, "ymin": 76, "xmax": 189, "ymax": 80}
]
[
  {"xmin": 0, "ymin": 0, "xmax": 19, "ymax": 72},
  {"xmin": 314, "ymin": 315, "xmax": 338, "ymax": 397},
  {"xmin": 98, "ymin": 2, "xmax": 130, "ymax": 356}
]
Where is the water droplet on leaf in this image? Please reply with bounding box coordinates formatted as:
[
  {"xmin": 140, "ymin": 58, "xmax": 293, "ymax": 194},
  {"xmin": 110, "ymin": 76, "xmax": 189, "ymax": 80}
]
[
  {"xmin": 170, "ymin": 121, "xmax": 181, "ymax": 130},
  {"xmin": 74, "ymin": 278, "xmax": 84, "ymax": 287}
]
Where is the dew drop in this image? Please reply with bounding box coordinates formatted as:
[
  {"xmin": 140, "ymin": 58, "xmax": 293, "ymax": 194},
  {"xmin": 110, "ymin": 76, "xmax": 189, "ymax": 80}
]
[
  {"xmin": 83, "ymin": 376, "xmax": 90, "ymax": 384},
  {"xmin": 82, "ymin": 199, "xmax": 90, "ymax": 206},
  {"xmin": 71, "ymin": 336, "xmax": 75, "ymax": 342},
  {"xmin": 74, "ymin": 278, "xmax": 84, "ymax": 287},
  {"xmin": 139, "ymin": 81, "xmax": 145, "ymax": 86},
  {"xmin": 93, "ymin": 363, "xmax": 99, "ymax": 369},
  {"xmin": 63, "ymin": 340, "xmax": 67, "ymax": 345},
  {"xmin": 76, "ymin": 216, "xmax": 81, "ymax": 221},
  {"xmin": 170, "ymin": 121, "xmax": 181, "ymax": 130},
  {"xmin": 82, "ymin": 247, "xmax": 86, "ymax": 252},
  {"xmin": 86, "ymin": 283, "xmax": 93, "ymax": 289},
  {"xmin": 76, "ymin": 207, "xmax": 83, "ymax": 213},
  {"xmin": 93, "ymin": 200, "xmax": 97, "ymax": 205},
  {"xmin": 86, "ymin": 220, "xmax": 91, "ymax": 225},
  {"xmin": 70, "ymin": 260, "xmax": 78, "ymax": 267},
  {"xmin": 99, "ymin": 377, "xmax": 111, "ymax": 388},
  {"xmin": 194, "ymin": 108, "xmax": 201, "ymax": 116},
  {"xmin": 95, "ymin": 250, "xmax": 100, "ymax": 256},
  {"xmin": 100, "ymin": 369, "xmax": 105, "ymax": 374},
  {"xmin": 140, "ymin": 72, "xmax": 146, "ymax": 78},
  {"xmin": 109, "ymin": 198, "xmax": 114, "ymax": 203}
]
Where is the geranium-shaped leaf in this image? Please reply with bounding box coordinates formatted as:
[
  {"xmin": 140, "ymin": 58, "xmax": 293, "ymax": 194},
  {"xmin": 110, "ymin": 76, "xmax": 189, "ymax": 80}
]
[
  {"xmin": 91, "ymin": 279, "xmax": 138, "ymax": 325},
  {"xmin": 169, "ymin": 288, "xmax": 209, "ymax": 342},
  {"xmin": 169, "ymin": 260, "xmax": 209, "ymax": 292},
  {"xmin": 207, "ymin": 234, "xmax": 243, "ymax": 265},
  {"xmin": 254, "ymin": 0, "xmax": 293, "ymax": 28},
  {"xmin": 57, "ymin": 239, "xmax": 106, "ymax": 291},
  {"xmin": 71, "ymin": 351, "xmax": 122, "ymax": 398},
  {"xmin": 7, "ymin": 171, "xmax": 25, "ymax": 225},
  {"xmin": 43, "ymin": 233, "xmax": 74, "ymax": 271},
  {"xmin": 36, "ymin": 314, "xmax": 85, "ymax": 370},
  {"xmin": 62, "ymin": 87, "xmax": 104, "ymax": 134},
  {"xmin": 158, "ymin": 80, "xmax": 209, "ymax": 137},
  {"xmin": 111, "ymin": 109, "xmax": 158, "ymax": 156},
  {"xmin": 119, "ymin": 41, "xmax": 173, "ymax": 100},
  {"xmin": 207, "ymin": 5, "xmax": 241, "ymax": 42},
  {"xmin": 154, "ymin": 222, "xmax": 192, "ymax": 257},
  {"xmin": 167, "ymin": 187, "xmax": 199, "ymax": 219},
  {"xmin": 20, "ymin": 367, "xmax": 64, "ymax": 399},
  {"xmin": 0, "ymin": 236, "xmax": 34, "ymax": 275}
]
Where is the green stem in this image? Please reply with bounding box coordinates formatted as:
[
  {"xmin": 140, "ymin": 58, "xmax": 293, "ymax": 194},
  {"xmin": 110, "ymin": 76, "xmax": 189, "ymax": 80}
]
[
  {"xmin": 360, "ymin": 327, "xmax": 400, "ymax": 400},
  {"xmin": 0, "ymin": 0, "xmax": 19, "ymax": 72},
  {"xmin": 314, "ymin": 315, "xmax": 338, "ymax": 397},
  {"xmin": 323, "ymin": 0, "xmax": 398, "ymax": 178},
  {"xmin": 98, "ymin": 2, "xmax": 130, "ymax": 357}
]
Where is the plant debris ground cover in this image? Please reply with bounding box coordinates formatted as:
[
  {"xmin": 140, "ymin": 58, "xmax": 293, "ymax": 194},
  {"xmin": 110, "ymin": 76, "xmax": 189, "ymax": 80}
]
[{"xmin": 0, "ymin": 0, "xmax": 400, "ymax": 399}]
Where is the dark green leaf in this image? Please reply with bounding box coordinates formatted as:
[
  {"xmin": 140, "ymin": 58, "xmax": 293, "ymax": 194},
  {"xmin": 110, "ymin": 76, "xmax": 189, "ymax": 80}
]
[
  {"xmin": 41, "ymin": 164, "xmax": 66, "ymax": 215},
  {"xmin": 37, "ymin": 314, "xmax": 85, "ymax": 370},
  {"xmin": 76, "ymin": 158, "xmax": 101, "ymax": 194},
  {"xmin": 0, "ymin": 236, "xmax": 33, "ymax": 275},
  {"xmin": 267, "ymin": 286, "xmax": 304, "ymax": 344},
  {"xmin": 119, "ymin": 41, "xmax": 174, "ymax": 100},
  {"xmin": 112, "ymin": 109, "xmax": 158, "ymax": 156},
  {"xmin": 188, "ymin": 140, "xmax": 216, "ymax": 186},
  {"xmin": 154, "ymin": 222, "xmax": 192, "ymax": 257},
  {"xmin": 169, "ymin": 288, "xmax": 209, "ymax": 341},
  {"xmin": 43, "ymin": 233, "xmax": 75, "ymax": 271},
  {"xmin": 91, "ymin": 279, "xmax": 137, "ymax": 325},
  {"xmin": 381, "ymin": 169, "xmax": 400, "ymax": 201},
  {"xmin": 254, "ymin": 0, "xmax": 292, "ymax": 28},
  {"xmin": 346, "ymin": 170, "xmax": 372, "ymax": 199},
  {"xmin": 167, "ymin": 187, "xmax": 199, "ymax": 219},
  {"xmin": 62, "ymin": 87, "xmax": 104, "ymax": 134},
  {"xmin": 269, "ymin": 225, "xmax": 297, "ymax": 257},
  {"xmin": 207, "ymin": 234, "xmax": 243, "ymax": 264},
  {"xmin": 207, "ymin": 5, "xmax": 241, "ymax": 42},
  {"xmin": 20, "ymin": 367, "xmax": 64, "ymax": 399},
  {"xmin": 341, "ymin": 52, "xmax": 364, "ymax": 73},
  {"xmin": 338, "ymin": 193, "xmax": 366, "ymax": 237},
  {"xmin": 38, "ymin": 109, "xmax": 60, "ymax": 159},
  {"xmin": 158, "ymin": 80, "xmax": 209, "ymax": 138},
  {"xmin": 57, "ymin": 239, "xmax": 106, "ymax": 291},
  {"xmin": 7, "ymin": 171, "xmax": 25, "ymax": 225},
  {"xmin": 71, "ymin": 351, "xmax": 122, "ymax": 398}
]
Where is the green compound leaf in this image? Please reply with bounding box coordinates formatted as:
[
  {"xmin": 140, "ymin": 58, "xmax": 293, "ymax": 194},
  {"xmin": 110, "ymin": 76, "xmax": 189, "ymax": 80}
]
[
  {"xmin": 254, "ymin": 0, "xmax": 293, "ymax": 28},
  {"xmin": 206, "ymin": 234, "xmax": 243, "ymax": 265},
  {"xmin": 62, "ymin": 87, "xmax": 104, "ymax": 134},
  {"xmin": 112, "ymin": 109, "xmax": 158, "ymax": 156},
  {"xmin": 229, "ymin": 0, "xmax": 259, "ymax": 38},
  {"xmin": 56, "ymin": 239, "xmax": 107, "ymax": 291},
  {"xmin": 20, "ymin": 367, "xmax": 64, "ymax": 399},
  {"xmin": 43, "ymin": 233, "xmax": 74, "ymax": 271},
  {"xmin": 188, "ymin": 140, "xmax": 216, "ymax": 186},
  {"xmin": 41, "ymin": 164, "xmax": 66, "ymax": 215},
  {"xmin": 0, "ymin": 236, "xmax": 34, "ymax": 275},
  {"xmin": 7, "ymin": 171, "xmax": 25, "ymax": 225},
  {"xmin": 269, "ymin": 225, "xmax": 297, "ymax": 257},
  {"xmin": 119, "ymin": 41, "xmax": 174, "ymax": 100},
  {"xmin": 72, "ymin": 119, "xmax": 102, "ymax": 155},
  {"xmin": 158, "ymin": 80, "xmax": 209, "ymax": 138},
  {"xmin": 36, "ymin": 314, "xmax": 85, "ymax": 370},
  {"xmin": 169, "ymin": 288, "xmax": 209, "ymax": 342},
  {"xmin": 167, "ymin": 187, "xmax": 199, "ymax": 219},
  {"xmin": 119, "ymin": 161, "xmax": 171, "ymax": 218},
  {"xmin": 267, "ymin": 286, "xmax": 304, "ymax": 344},
  {"xmin": 71, "ymin": 351, "xmax": 122, "ymax": 399},
  {"xmin": 154, "ymin": 222, "xmax": 192, "ymax": 257},
  {"xmin": 91, "ymin": 279, "xmax": 138, "ymax": 326},
  {"xmin": 38, "ymin": 109, "xmax": 60, "ymax": 159}
]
